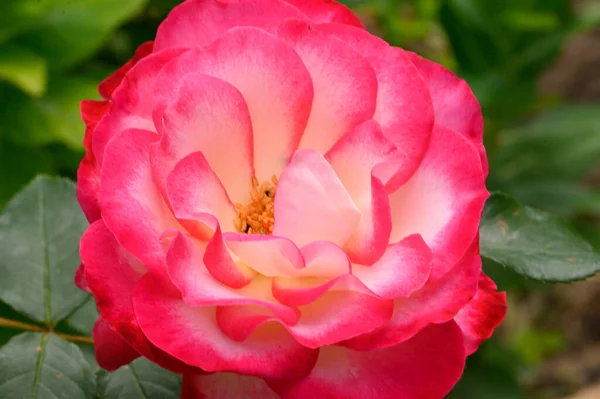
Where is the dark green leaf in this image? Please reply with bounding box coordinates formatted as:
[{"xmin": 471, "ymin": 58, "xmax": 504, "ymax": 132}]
[
  {"xmin": 480, "ymin": 193, "xmax": 600, "ymax": 282},
  {"xmin": 0, "ymin": 332, "xmax": 94, "ymax": 399},
  {"xmin": 0, "ymin": 176, "xmax": 89, "ymax": 326},
  {"xmin": 65, "ymin": 297, "xmax": 99, "ymax": 336},
  {"xmin": 97, "ymin": 358, "xmax": 182, "ymax": 399}
]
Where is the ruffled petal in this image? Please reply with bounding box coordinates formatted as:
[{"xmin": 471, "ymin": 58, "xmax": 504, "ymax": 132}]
[
  {"xmin": 284, "ymin": 0, "xmax": 364, "ymax": 27},
  {"xmin": 326, "ymin": 120, "xmax": 396, "ymax": 264},
  {"xmin": 273, "ymin": 150, "xmax": 360, "ymax": 248},
  {"xmin": 388, "ymin": 125, "xmax": 488, "ymax": 279},
  {"xmin": 166, "ymin": 152, "xmax": 236, "ymax": 232},
  {"xmin": 100, "ymin": 128, "xmax": 180, "ymax": 277},
  {"xmin": 154, "ymin": 0, "xmax": 307, "ymax": 51},
  {"xmin": 317, "ymin": 23, "xmax": 434, "ymax": 186},
  {"xmin": 98, "ymin": 41, "xmax": 154, "ymax": 100},
  {"xmin": 133, "ymin": 274, "xmax": 318, "ymax": 380},
  {"xmin": 80, "ymin": 220, "xmax": 193, "ymax": 373},
  {"xmin": 345, "ymin": 238, "xmax": 481, "ymax": 350},
  {"xmin": 351, "ymin": 234, "xmax": 432, "ymax": 299},
  {"xmin": 153, "ymin": 73, "xmax": 254, "ymax": 203},
  {"xmin": 182, "ymin": 372, "xmax": 279, "ymax": 399},
  {"xmin": 454, "ymin": 272, "xmax": 507, "ymax": 355},
  {"xmin": 92, "ymin": 318, "xmax": 140, "ymax": 371},
  {"xmin": 154, "ymin": 27, "xmax": 313, "ymax": 181},
  {"xmin": 92, "ymin": 48, "xmax": 187, "ymax": 165},
  {"xmin": 272, "ymin": 20, "xmax": 377, "ymax": 153},
  {"xmin": 408, "ymin": 52, "xmax": 487, "ymax": 176},
  {"xmin": 275, "ymin": 321, "xmax": 465, "ymax": 399}
]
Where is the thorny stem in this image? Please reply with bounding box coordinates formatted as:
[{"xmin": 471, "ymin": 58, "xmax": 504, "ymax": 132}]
[{"xmin": 0, "ymin": 317, "xmax": 94, "ymax": 345}]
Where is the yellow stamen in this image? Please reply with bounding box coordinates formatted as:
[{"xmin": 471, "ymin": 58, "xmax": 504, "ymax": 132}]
[{"xmin": 234, "ymin": 175, "xmax": 277, "ymax": 234}]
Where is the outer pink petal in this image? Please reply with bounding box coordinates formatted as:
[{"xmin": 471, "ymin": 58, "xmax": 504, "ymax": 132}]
[
  {"xmin": 74, "ymin": 264, "xmax": 90, "ymax": 293},
  {"xmin": 284, "ymin": 0, "xmax": 364, "ymax": 27},
  {"xmin": 154, "ymin": 0, "xmax": 307, "ymax": 51},
  {"xmin": 154, "ymin": 27, "xmax": 313, "ymax": 180},
  {"xmin": 352, "ymin": 234, "xmax": 432, "ymax": 299},
  {"xmin": 286, "ymin": 283, "xmax": 393, "ymax": 348},
  {"xmin": 454, "ymin": 272, "xmax": 507, "ymax": 355},
  {"xmin": 92, "ymin": 48, "xmax": 187, "ymax": 165},
  {"xmin": 273, "ymin": 149, "xmax": 360, "ymax": 248},
  {"xmin": 326, "ymin": 120, "xmax": 397, "ymax": 264},
  {"xmin": 153, "ymin": 73, "xmax": 254, "ymax": 203},
  {"xmin": 98, "ymin": 41, "xmax": 154, "ymax": 100},
  {"xmin": 182, "ymin": 372, "xmax": 279, "ymax": 399},
  {"xmin": 317, "ymin": 23, "xmax": 434, "ymax": 185},
  {"xmin": 345, "ymin": 238, "xmax": 481, "ymax": 350},
  {"xmin": 167, "ymin": 232, "xmax": 297, "ymax": 325},
  {"xmin": 408, "ymin": 52, "xmax": 488, "ymax": 176},
  {"xmin": 133, "ymin": 274, "xmax": 318, "ymax": 380},
  {"xmin": 100, "ymin": 128, "xmax": 180, "ymax": 277},
  {"xmin": 166, "ymin": 152, "xmax": 236, "ymax": 232},
  {"xmin": 80, "ymin": 220, "xmax": 194, "ymax": 374},
  {"xmin": 92, "ymin": 318, "xmax": 140, "ymax": 371},
  {"xmin": 276, "ymin": 321, "xmax": 465, "ymax": 399},
  {"xmin": 272, "ymin": 20, "xmax": 377, "ymax": 153},
  {"xmin": 77, "ymin": 100, "xmax": 110, "ymax": 222},
  {"xmin": 388, "ymin": 125, "xmax": 488, "ymax": 279}
]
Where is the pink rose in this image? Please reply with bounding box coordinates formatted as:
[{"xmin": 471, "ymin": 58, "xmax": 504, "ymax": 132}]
[{"xmin": 76, "ymin": 0, "xmax": 507, "ymax": 397}]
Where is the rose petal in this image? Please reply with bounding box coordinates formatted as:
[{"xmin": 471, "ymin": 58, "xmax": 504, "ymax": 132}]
[
  {"xmin": 166, "ymin": 151, "xmax": 236, "ymax": 232},
  {"xmin": 275, "ymin": 321, "xmax": 465, "ymax": 399},
  {"xmin": 273, "ymin": 149, "xmax": 360, "ymax": 248},
  {"xmin": 153, "ymin": 73, "xmax": 254, "ymax": 203},
  {"xmin": 92, "ymin": 318, "xmax": 140, "ymax": 371},
  {"xmin": 317, "ymin": 23, "xmax": 434, "ymax": 186},
  {"xmin": 285, "ymin": 0, "xmax": 364, "ymax": 27},
  {"xmin": 98, "ymin": 41, "xmax": 154, "ymax": 100},
  {"xmin": 455, "ymin": 272, "xmax": 507, "ymax": 355},
  {"xmin": 352, "ymin": 234, "xmax": 432, "ymax": 299},
  {"xmin": 80, "ymin": 220, "xmax": 194, "ymax": 373},
  {"xmin": 154, "ymin": 0, "xmax": 307, "ymax": 51},
  {"xmin": 326, "ymin": 120, "xmax": 397, "ymax": 264},
  {"xmin": 154, "ymin": 27, "xmax": 313, "ymax": 181},
  {"xmin": 388, "ymin": 125, "xmax": 488, "ymax": 279},
  {"xmin": 100, "ymin": 128, "xmax": 180, "ymax": 277},
  {"xmin": 182, "ymin": 372, "xmax": 279, "ymax": 399},
  {"xmin": 408, "ymin": 52, "xmax": 487, "ymax": 176},
  {"xmin": 93, "ymin": 48, "xmax": 186, "ymax": 165},
  {"xmin": 133, "ymin": 274, "xmax": 318, "ymax": 380},
  {"xmin": 345, "ymin": 237, "xmax": 481, "ymax": 350},
  {"xmin": 272, "ymin": 20, "xmax": 377, "ymax": 153}
]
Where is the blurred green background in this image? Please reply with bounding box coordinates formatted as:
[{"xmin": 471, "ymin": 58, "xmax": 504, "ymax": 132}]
[{"xmin": 0, "ymin": 0, "xmax": 599, "ymax": 397}]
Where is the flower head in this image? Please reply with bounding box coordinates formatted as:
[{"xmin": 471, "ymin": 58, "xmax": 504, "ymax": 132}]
[{"xmin": 76, "ymin": 0, "xmax": 506, "ymax": 397}]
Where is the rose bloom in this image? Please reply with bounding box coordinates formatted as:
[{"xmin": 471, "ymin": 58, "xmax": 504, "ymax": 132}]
[{"xmin": 76, "ymin": 0, "xmax": 507, "ymax": 397}]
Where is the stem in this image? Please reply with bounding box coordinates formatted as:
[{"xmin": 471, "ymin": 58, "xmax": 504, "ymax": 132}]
[{"xmin": 0, "ymin": 317, "xmax": 94, "ymax": 345}]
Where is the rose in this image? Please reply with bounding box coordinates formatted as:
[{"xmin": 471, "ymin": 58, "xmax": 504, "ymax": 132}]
[{"xmin": 75, "ymin": 0, "xmax": 507, "ymax": 397}]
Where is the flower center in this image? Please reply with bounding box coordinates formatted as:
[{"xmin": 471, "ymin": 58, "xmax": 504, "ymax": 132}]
[{"xmin": 233, "ymin": 176, "xmax": 278, "ymax": 234}]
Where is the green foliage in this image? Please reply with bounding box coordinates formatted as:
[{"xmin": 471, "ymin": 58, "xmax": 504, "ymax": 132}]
[
  {"xmin": 480, "ymin": 193, "xmax": 600, "ymax": 282},
  {"xmin": 0, "ymin": 333, "xmax": 95, "ymax": 399},
  {"xmin": 97, "ymin": 358, "xmax": 182, "ymax": 399}
]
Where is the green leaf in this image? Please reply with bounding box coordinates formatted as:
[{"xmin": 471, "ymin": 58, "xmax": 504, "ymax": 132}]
[
  {"xmin": 65, "ymin": 297, "xmax": 99, "ymax": 336},
  {"xmin": 0, "ymin": 332, "xmax": 94, "ymax": 399},
  {"xmin": 14, "ymin": 0, "xmax": 147, "ymax": 70},
  {"xmin": 0, "ymin": 176, "xmax": 89, "ymax": 326},
  {"xmin": 97, "ymin": 358, "xmax": 182, "ymax": 399},
  {"xmin": 480, "ymin": 193, "xmax": 600, "ymax": 282},
  {"xmin": 0, "ymin": 43, "xmax": 47, "ymax": 97},
  {"xmin": 1, "ymin": 74, "xmax": 100, "ymax": 149}
]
